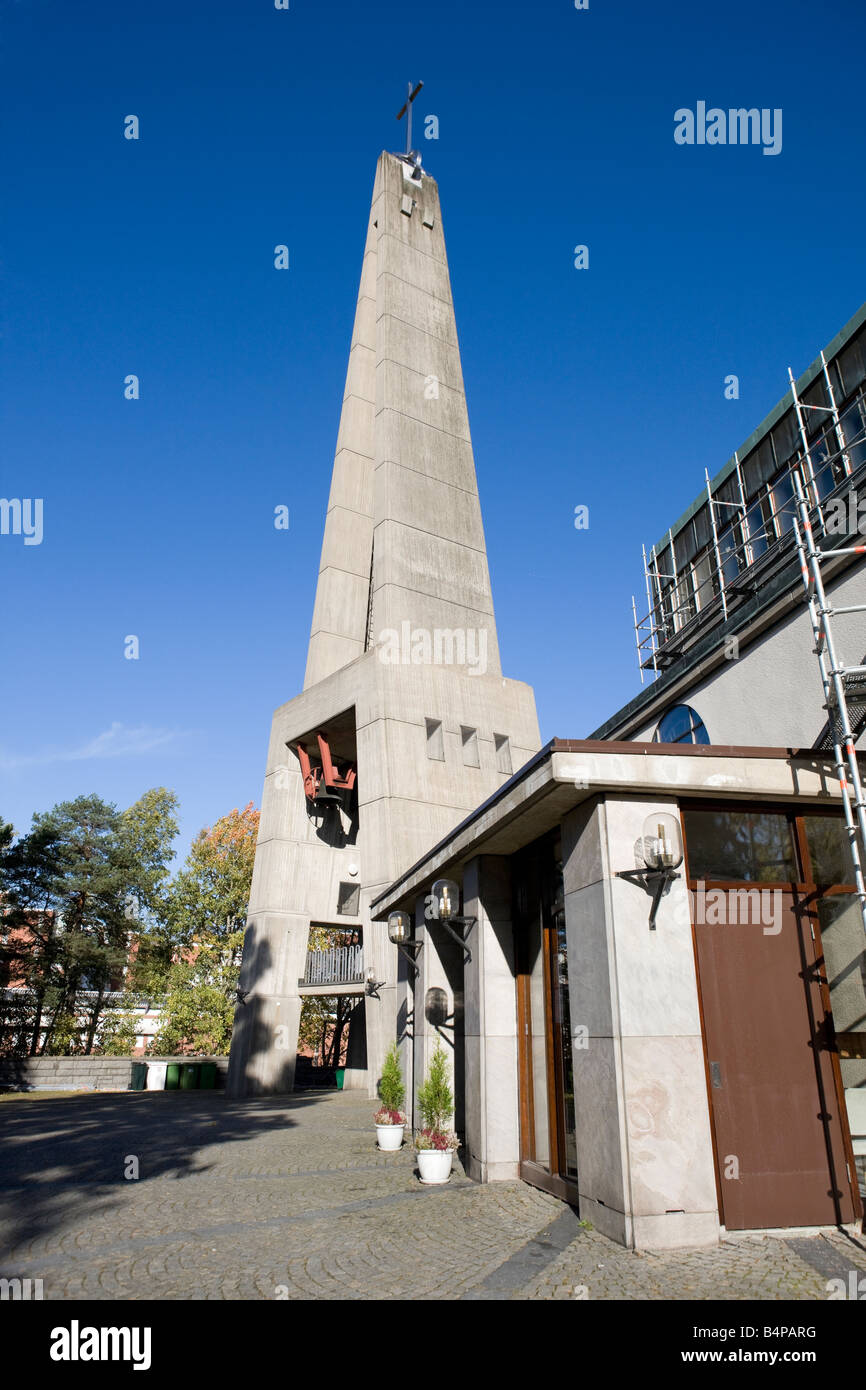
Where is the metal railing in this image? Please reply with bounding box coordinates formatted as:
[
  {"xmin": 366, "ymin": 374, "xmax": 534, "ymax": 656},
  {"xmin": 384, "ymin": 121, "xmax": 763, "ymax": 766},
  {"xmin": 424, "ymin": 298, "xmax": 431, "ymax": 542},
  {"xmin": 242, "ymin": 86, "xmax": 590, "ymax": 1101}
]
[
  {"xmin": 0, "ymin": 988, "xmax": 163, "ymax": 1008},
  {"xmin": 302, "ymin": 945, "xmax": 364, "ymax": 986}
]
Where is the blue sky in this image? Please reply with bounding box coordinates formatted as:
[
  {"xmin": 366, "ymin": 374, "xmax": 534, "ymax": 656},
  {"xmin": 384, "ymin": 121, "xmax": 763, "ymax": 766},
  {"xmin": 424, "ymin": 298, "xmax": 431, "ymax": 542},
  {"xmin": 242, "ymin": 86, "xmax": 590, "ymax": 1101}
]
[{"xmin": 2, "ymin": 0, "xmax": 864, "ymax": 857}]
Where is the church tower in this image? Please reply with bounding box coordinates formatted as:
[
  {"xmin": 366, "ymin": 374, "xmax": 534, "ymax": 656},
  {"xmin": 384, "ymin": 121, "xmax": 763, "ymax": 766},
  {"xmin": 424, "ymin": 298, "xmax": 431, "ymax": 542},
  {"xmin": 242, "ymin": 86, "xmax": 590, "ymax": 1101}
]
[{"xmin": 227, "ymin": 149, "xmax": 540, "ymax": 1097}]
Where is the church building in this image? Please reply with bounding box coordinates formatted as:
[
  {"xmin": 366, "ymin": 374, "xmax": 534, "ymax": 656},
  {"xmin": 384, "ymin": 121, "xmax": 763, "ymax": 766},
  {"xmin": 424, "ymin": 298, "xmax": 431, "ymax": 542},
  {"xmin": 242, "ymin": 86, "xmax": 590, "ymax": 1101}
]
[{"xmin": 228, "ymin": 145, "xmax": 866, "ymax": 1250}]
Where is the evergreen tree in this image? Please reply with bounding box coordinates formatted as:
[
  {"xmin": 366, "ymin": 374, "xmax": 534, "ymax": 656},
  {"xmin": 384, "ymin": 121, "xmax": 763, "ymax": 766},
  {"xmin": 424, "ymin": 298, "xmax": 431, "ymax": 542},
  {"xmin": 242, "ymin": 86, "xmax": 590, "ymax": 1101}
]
[
  {"xmin": 417, "ymin": 1041, "xmax": 453, "ymax": 1133},
  {"xmin": 0, "ymin": 790, "xmax": 180, "ymax": 1054},
  {"xmin": 1, "ymin": 813, "xmax": 67, "ymax": 1053},
  {"xmin": 378, "ymin": 1041, "xmax": 406, "ymax": 1113},
  {"xmin": 35, "ymin": 795, "xmax": 132, "ymax": 1053},
  {"xmin": 119, "ymin": 787, "xmax": 180, "ymax": 994}
]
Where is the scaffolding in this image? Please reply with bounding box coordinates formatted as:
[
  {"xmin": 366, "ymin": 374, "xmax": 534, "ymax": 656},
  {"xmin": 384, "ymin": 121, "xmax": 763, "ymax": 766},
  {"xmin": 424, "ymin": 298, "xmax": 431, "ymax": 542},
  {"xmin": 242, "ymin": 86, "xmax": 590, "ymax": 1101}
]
[
  {"xmin": 632, "ymin": 372, "xmax": 866, "ymax": 678},
  {"xmin": 626, "ymin": 340, "xmax": 866, "ymax": 928},
  {"xmin": 792, "ymin": 471, "xmax": 866, "ymax": 938}
]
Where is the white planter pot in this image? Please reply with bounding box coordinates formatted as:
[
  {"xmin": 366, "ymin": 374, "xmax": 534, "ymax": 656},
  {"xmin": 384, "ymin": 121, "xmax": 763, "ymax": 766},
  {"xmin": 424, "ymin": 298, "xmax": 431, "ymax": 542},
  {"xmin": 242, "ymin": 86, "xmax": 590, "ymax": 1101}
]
[
  {"xmin": 376, "ymin": 1123, "xmax": 405, "ymax": 1151},
  {"xmin": 417, "ymin": 1147, "xmax": 454, "ymax": 1184}
]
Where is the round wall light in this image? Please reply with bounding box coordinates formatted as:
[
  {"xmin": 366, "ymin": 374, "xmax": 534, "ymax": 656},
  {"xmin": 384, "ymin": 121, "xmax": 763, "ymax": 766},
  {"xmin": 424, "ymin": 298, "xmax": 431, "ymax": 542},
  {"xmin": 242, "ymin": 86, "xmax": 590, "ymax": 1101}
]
[
  {"xmin": 387, "ymin": 911, "xmax": 412, "ymax": 945},
  {"xmin": 431, "ymin": 878, "xmax": 460, "ymax": 921},
  {"xmin": 641, "ymin": 813, "xmax": 684, "ymax": 872}
]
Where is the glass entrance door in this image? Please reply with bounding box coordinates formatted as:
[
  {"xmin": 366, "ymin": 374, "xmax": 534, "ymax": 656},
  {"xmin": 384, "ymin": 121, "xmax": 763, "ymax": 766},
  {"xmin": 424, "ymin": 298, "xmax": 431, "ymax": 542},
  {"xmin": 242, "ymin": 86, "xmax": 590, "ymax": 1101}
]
[{"xmin": 515, "ymin": 831, "xmax": 579, "ymax": 1202}]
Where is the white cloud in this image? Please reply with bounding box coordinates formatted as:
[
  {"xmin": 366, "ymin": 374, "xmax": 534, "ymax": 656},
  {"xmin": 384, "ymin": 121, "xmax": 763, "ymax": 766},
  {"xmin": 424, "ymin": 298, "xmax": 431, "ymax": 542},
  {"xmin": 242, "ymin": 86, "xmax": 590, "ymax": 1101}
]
[{"xmin": 0, "ymin": 722, "xmax": 187, "ymax": 769}]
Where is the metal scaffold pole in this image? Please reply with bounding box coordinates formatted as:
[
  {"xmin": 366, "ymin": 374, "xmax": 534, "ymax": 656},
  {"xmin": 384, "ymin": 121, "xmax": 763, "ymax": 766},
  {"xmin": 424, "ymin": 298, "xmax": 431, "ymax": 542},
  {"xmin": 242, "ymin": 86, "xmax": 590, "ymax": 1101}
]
[
  {"xmin": 705, "ymin": 469, "xmax": 729, "ymax": 621},
  {"xmin": 792, "ymin": 470, "xmax": 866, "ymax": 937}
]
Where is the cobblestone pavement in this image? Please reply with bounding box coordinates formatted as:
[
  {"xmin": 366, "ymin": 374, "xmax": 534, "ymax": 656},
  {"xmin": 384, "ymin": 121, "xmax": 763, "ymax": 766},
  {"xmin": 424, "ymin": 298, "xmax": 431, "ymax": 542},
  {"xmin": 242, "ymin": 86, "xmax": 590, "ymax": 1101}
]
[{"xmin": 0, "ymin": 1089, "xmax": 864, "ymax": 1301}]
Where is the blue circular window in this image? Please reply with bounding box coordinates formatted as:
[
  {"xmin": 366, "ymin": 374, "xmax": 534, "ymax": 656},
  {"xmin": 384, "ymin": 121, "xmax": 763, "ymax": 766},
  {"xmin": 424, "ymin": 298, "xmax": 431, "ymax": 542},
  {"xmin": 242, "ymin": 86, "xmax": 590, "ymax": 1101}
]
[{"xmin": 653, "ymin": 704, "xmax": 709, "ymax": 745}]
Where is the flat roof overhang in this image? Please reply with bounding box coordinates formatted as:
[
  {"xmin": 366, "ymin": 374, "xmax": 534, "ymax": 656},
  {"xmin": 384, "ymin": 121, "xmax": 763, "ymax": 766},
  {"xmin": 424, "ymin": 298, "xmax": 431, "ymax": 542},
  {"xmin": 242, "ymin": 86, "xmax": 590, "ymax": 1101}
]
[{"xmin": 371, "ymin": 738, "xmax": 853, "ymax": 920}]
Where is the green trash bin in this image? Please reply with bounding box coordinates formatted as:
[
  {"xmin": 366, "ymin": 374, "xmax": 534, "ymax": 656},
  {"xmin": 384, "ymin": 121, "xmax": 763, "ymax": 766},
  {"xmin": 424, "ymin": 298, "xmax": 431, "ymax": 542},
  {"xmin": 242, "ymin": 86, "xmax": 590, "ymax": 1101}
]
[
  {"xmin": 335, "ymin": 1067, "xmax": 345, "ymax": 1090},
  {"xmin": 199, "ymin": 1062, "xmax": 217, "ymax": 1090},
  {"xmin": 130, "ymin": 1062, "xmax": 147, "ymax": 1092},
  {"xmin": 180, "ymin": 1062, "xmax": 200, "ymax": 1090},
  {"xmin": 165, "ymin": 1063, "xmax": 181, "ymax": 1090}
]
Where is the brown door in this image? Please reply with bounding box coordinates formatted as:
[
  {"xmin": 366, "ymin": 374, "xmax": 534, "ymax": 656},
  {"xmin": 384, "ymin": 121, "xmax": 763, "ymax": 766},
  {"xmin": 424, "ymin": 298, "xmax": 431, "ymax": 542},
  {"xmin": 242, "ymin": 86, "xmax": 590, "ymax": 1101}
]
[
  {"xmin": 514, "ymin": 833, "xmax": 579, "ymax": 1204},
  {"xmin": 693, "ymin": 886, "xmax": 856, "ymax": 1229}
]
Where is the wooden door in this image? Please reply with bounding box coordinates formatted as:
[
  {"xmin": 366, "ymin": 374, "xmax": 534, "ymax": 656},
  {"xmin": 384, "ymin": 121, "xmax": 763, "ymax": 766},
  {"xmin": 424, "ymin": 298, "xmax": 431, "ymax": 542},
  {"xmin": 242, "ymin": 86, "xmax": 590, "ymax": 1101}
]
[
  {"xmin": 514, "ymin": 834, "xmax": 579, "ymax": 1204},
  {"xmin": 693, "ymin": 886, "xmax": 857, "ymax": 1229}
]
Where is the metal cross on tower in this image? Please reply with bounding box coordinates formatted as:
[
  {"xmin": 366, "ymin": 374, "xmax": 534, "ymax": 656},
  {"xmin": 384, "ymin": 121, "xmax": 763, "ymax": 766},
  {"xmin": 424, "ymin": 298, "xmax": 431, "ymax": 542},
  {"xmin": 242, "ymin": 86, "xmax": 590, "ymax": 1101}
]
[{"xmin": 396, "ymin": 81, "xmax": 423, "ymax": 155}]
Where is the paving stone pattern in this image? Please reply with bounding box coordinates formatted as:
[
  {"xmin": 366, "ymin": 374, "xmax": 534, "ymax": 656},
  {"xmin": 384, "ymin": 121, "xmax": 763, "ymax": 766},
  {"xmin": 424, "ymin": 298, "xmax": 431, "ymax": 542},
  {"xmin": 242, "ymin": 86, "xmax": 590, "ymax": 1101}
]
[{"xmin": 0, "ymin": 1090, "xmax": 864, "ymax": 1301}]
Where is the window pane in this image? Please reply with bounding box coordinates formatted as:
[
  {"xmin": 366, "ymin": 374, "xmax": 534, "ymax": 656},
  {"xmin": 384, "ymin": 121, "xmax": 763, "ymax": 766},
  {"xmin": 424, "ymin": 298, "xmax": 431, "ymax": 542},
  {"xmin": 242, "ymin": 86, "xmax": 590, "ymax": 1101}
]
[
  {"xmin": 841, "ymin": 398, "xmax": 866, "ymax": 471},
  {"xmin": 683, "ymin": 809, "xmax": 797, "ymax": 881},
  {"xmin": 771, "ymin": 410, "xmax": 799, "ymax": 468},
  {"xmin": 742, "ymin": 440, "xmax": 776, "ymax": 496},
  {"xmin": 718, "ymin": 523, "xmax": 743, "ymax": 585},
  {"xmin": 656, "ymin": 704, "xmax": 709, "ymax": 745},
  {"xmin": 673, "ymin": 574, "xmax": 695, "ymax": 630},
  {"xmin": 693, "ymin": 505, "xmax": 711, "ymax": 551},
  {"xmin": 769, "ymin": 471, "xmax": 795, "ymax": 536},
  {"xmin": 663, "ymin": 586, "xmax": 677, "ymax": 632},
  {"xmin": 674, "ymin": 520, "xmax": 698, "ymax": 570},
  {"xmin": 660, "ymin": 705, "xmax": 692, "ymax": 742},
  {"xmin": 810, "ymin": 429, "xmax": 846, "ymax": 499},
  {"xmin": 804, "ymin": 815, "xmax": 856, "ymax": 885},
  {"xmin": 693, "ymin": 553, "xmax": 715, "ymax": 610},
  {"xmin": 837, "ymin": 338, "xmax": 865, "ymax": 398},
  {"xmin": 746, "ymin": 502, "xmax": 769, "ymax": 560},
  {"xmin": 688, "ymin": 711, "xmax": 710, "ymax": 745},
  {"xmin": 816, "ymin": 894, "xmax": 866, "ymax": 1112}
]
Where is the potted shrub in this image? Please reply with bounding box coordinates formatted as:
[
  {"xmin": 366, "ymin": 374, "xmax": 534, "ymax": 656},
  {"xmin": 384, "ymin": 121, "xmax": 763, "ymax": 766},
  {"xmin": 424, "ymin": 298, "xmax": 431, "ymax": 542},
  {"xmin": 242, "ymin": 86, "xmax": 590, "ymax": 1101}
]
[
  {"xmin": 415, "ymin": 1042, "xmax": 459, "ymax": 1183},
  {"xmin": 374, "ymin": 1042, "xmax": 406, "ymax": 1151}
]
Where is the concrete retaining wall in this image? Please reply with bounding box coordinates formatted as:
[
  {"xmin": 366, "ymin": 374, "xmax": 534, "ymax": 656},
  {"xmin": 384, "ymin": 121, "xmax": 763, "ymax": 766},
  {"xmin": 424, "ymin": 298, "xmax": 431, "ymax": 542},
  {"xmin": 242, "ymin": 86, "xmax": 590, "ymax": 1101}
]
[{"xmin": 0, "ymin": 1055, "xmax": 230, "ymax": 1092}]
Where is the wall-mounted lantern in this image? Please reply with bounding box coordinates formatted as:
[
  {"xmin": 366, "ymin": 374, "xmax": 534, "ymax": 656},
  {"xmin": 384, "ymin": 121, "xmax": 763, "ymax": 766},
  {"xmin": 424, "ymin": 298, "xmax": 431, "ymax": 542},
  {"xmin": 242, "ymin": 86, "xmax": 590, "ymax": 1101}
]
[
  {"xmin": 432, "ymin": 879, "xmax": 459, "ymax": 921},
  {"xmin": 388, "ymin": 910, "xmax": 423, "ymax": 975},
  {"xmin": 617, "ymin": 813, "xmax": 684, "ymax": 930},
  {"xmin": 429, "ymin": 878, "xmax": 476, "ymax": 961},
  {"xmin": 424, "ymin": 986, "xmax": 450, "ymax": 1027}
]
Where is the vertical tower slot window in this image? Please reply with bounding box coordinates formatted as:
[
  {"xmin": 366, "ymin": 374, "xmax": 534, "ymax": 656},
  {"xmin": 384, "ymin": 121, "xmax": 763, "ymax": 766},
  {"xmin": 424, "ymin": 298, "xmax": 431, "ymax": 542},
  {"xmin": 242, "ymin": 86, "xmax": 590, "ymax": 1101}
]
[
  {"xmin": 425, "ymin": 718, "xmax": 445, "ymax": 761},
  {"xmin": 461, "ymin": 726, "xmax": 480, "ymax": 768},
  {"xmin": 494, "ymin": 733, "xmax": 512, "ymax": 775}
]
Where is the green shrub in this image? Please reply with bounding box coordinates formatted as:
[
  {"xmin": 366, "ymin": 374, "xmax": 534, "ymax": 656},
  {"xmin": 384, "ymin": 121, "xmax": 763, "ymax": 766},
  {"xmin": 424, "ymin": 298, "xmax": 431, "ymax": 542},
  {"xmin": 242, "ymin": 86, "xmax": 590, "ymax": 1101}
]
[
  {"xmin": 417, "ymin": 1041, "xmax": 453, "ymax": 1133},
  {"xmin": 378, "ymin": 1041, "xmax": 406, "ymax": 1113}
]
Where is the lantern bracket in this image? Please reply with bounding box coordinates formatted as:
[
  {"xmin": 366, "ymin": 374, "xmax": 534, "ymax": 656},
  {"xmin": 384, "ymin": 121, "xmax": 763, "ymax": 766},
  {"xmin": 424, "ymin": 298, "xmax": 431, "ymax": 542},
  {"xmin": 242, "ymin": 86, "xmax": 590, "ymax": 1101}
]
[
  {"xmin": 616, "ymin": 868, "xmax": 681, "ymax": 930},
  {"xmin": 394, "ymin": 938, "xmax": 423, "ymax": 976},
  {"xmin": 432, "ymin": 914, "xmax": 476, "ymax": 963}
]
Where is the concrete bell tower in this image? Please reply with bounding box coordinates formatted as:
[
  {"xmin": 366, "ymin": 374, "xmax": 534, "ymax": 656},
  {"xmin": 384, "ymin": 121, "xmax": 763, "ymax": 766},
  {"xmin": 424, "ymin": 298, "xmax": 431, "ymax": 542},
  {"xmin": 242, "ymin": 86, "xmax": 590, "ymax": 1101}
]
[{"xmin": 227, "ymin": 149, "xmax": 540, "ymax": 1098}]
